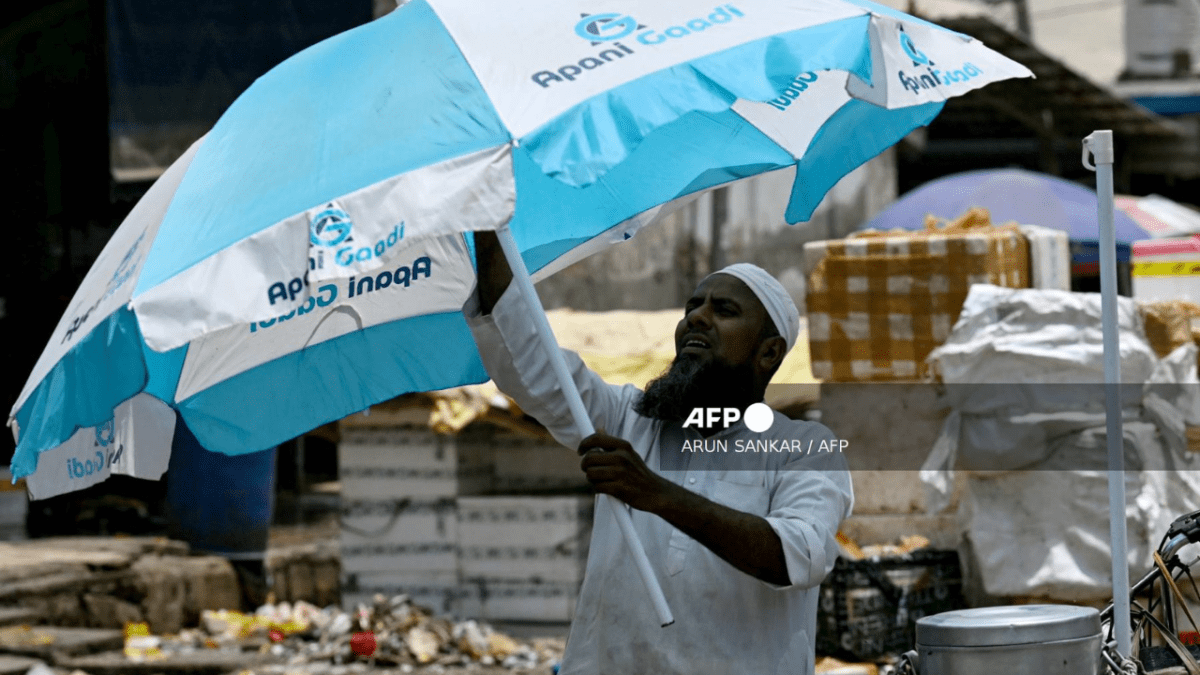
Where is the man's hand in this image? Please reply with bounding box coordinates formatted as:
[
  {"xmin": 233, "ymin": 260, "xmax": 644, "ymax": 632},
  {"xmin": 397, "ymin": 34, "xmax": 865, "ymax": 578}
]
[
  {"xmin": 579, "ymin": 431, "xmax": 791, "ymax": 586},
  {"xmin": 578, "ymin": 432, "xmax": 674, "ymax": 512},
  {"xmin": 475, "ymin": 231, "xmax": 513, "ymax": 315}
]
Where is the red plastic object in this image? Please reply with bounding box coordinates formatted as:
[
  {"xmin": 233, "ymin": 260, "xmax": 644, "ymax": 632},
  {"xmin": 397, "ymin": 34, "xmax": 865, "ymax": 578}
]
[
  {"xmin": 268, "ymin": 629, "xmax": 285, "ymax": 643},
  {"xmin": 351, "ymin": 631, "xmax": 377, "ymax": 657}
]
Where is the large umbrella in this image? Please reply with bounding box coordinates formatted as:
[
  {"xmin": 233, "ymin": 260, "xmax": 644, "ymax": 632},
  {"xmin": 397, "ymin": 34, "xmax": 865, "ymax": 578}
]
[
  {"xmin": 9, "ymin": 0, "xmax": 1032, "ymax": 625},
  {"xmin": 858, "ymin": 167, "xmax": 1148, "ymax": 267},
  {"xmin": 1115, "ymin": 193, "xmax": 1200, "ymax": 239}
]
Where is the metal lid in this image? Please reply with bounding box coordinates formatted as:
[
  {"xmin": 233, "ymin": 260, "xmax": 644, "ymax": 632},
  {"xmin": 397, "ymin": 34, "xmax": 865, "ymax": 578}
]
[{"xmin": 916, "ymin": 605, "xmax": 1101, "ymax": 647}]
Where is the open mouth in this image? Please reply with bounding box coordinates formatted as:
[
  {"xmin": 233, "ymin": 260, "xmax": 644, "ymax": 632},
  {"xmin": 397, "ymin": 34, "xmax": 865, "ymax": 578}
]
[{"xmin": 681, "ymin": 336, "xmax": 711, "ymax": 352}]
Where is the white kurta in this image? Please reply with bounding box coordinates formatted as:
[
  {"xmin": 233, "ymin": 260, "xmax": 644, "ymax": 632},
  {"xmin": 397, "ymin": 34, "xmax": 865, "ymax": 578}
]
[{"xmin": 464, "ymin": 281, "xmax": 854, "ymax": 675}]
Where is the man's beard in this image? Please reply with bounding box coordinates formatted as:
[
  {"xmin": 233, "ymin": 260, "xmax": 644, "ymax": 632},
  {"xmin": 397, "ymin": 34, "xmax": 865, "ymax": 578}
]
[{"xmin": 634, "ymin": 354, "xmax": 757, "ymax": 422}]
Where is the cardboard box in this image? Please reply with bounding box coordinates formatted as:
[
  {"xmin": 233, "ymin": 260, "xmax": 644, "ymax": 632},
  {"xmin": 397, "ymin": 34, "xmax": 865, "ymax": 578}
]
[{"xmin": 805, "ymin": 226, "xmax": 1029, "ymax": 381}]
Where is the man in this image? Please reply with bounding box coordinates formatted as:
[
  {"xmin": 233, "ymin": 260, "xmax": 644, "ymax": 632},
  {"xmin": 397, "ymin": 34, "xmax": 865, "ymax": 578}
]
[{"xmin": 464, "ymin": 231, "xmax": 853, "ymax": 675}]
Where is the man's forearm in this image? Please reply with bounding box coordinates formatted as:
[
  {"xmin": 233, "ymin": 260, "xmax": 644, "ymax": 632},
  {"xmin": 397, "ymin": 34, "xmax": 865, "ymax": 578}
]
[
  {"xmin": 475, "ymin": 231, "xmax": 513, "ymax": 315},
  {"xmin": 650, "ymin": 481, "xmax": 790, "ymax": 586}
]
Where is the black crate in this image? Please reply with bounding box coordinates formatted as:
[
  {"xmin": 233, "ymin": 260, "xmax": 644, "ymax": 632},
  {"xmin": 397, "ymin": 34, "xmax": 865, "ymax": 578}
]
[{"xmin": 816, "ymin": 549, "xmax": 965, "ymax": 661}]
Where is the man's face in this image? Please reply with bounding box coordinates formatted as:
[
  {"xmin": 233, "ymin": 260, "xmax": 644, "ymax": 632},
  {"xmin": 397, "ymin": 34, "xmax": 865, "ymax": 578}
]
[{"xmin": 675, "ymin": 274, "xmax": 770, "ymax": 370}]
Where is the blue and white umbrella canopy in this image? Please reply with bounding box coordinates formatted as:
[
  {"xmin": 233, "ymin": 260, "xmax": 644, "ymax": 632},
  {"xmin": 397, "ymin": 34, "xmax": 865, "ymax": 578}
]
[{"xmin": 9, "ymin": 0, "xmax": 1032, "ymax": 497}]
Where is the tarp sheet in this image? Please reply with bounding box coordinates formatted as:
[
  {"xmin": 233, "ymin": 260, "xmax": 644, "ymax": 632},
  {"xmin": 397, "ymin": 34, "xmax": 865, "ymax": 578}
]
[{"xmin": 922, "ymin": 284, "xmax": 1200, "ymax": 601}]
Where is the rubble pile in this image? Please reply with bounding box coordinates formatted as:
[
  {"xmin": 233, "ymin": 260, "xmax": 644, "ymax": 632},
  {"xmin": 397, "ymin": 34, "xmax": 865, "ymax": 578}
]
[{"xmin": 120, "ymin": 594, "xmax": 562, "ymax": 673}]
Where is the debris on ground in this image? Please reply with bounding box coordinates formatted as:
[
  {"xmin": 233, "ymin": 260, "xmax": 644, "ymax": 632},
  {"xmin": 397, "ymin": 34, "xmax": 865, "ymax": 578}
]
[
  {"xmin": 815, "ymin": 656, "xmax": 879, "ymax": 674},
  {"xmin": 110, "ymin": 594, "xmax": 562, "ymax": 673},
  {"xmin": 836, "ymin": 532, "xmax": 931, "ymax": 561}
]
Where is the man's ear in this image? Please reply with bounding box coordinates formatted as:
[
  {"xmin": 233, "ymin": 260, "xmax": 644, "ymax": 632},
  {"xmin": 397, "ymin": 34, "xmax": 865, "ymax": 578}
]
[{"xmin": 757, "ymin": 335, "xmax": 787, "ymax": 375}]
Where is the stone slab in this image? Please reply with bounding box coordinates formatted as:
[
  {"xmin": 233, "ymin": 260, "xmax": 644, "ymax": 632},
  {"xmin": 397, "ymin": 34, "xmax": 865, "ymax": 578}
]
[
  {"xmin": 0, "ymin": 626, "xmax": 123, "ymax": 660},
  {"xmin": 0, "ymin": 569, "xmax": 134, "ymax": 602}
]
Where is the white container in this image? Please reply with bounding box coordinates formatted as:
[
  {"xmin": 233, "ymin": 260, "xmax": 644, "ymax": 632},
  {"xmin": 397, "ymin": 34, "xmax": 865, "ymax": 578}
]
[
  {"xmin": 338, "ymin": 427, "xmax": 493, "ymax": 499},
  {"xmin": 1132, "ymin": 236, "xmax": 1200, "ymax": 304},
  {"xmin": 457, "ymin": 496, "xmax": 592, "ymax": 585},
  {"xmin": 340, "ymin": 498, "xmax": 458, "ymax": 574},
  {"xmin": 457, "ymin": 579, "xmax": 580, "ymax": 623},
  {"xmin": 489, "ymin": 433, "xmax": 588, "ymax": 493}
]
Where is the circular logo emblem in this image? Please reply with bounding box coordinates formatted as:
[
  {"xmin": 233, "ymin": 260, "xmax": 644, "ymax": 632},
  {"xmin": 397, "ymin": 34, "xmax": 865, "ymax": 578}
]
[
  {"xmin": 900, "ymin": 32, "xmax": 931, "ymax": 66},
  {"xmin": 575, "ymin": 13, "xmax": 638, "ymax": 42},
  {"xmin": 310, "ymin": 207, "xmax": 353, "ymax": 247},
  {"xmin": 744, "ymin": 402, "xmax": 774, "ymax": 433},
  {"xmin": 95, "ymin": 419, "xmax": 115, "ymax": 448}
]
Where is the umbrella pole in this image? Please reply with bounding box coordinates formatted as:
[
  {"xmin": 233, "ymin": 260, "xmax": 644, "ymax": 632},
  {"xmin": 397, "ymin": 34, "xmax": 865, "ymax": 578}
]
[
  {"xmin": 1084, "ymin": 130, "xmax": 1131, "ymax": 659},
  {"xmin": 494, "ymin": 224, "xmax": 675, "ymax": 627}
]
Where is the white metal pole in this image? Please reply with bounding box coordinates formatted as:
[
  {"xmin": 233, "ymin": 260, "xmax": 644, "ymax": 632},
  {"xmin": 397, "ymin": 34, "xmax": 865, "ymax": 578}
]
[
  {"xmin": 1084, "ymin": 129, "xmax": 1131, "ymax": 658},
  {"xmin": 494, "ymin": 224, "xmax": 675, "ymax": 627}
]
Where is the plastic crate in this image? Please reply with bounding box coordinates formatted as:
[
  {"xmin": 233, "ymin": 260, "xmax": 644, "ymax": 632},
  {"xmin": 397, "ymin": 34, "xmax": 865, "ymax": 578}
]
[{"xmin": 816, "ymin": 549, "xmax": 965, "ymax": 661}]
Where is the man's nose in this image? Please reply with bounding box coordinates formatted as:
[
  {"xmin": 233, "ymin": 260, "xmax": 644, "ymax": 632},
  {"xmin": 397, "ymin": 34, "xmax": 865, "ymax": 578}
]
[{"xmin": 685, "ymin": 302, "xmax": 713, "ymax": 329}]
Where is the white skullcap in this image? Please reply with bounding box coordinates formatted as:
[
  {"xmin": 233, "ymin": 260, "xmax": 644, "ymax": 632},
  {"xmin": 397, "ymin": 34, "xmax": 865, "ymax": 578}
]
[{"xmin": 705, "ymin": 263, "xmax": 801, "ymax": 352}]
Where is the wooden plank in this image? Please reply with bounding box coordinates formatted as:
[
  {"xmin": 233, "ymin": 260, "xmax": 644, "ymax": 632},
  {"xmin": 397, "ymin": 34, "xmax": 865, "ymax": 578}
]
[
  {"xmin": 0, "ymin": 655, "xmax": 41, "ymax": 675},
  {"xmin": 0, "ymin": 608, "xmax": 39, "ymax": 628},
  {"xmin": 0, "ymin": 570, "xmax": 134, "ymax": 601}
]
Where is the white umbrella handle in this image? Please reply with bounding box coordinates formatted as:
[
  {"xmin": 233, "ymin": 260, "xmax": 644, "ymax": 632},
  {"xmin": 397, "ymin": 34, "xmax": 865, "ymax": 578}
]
[
  {"xmin": 1084, "ymin": 129, "xmax": 1131, "ymax": 659},
  {"xmin": 494, "ymin": 224, "xmax": 675, "ymax": 628}
]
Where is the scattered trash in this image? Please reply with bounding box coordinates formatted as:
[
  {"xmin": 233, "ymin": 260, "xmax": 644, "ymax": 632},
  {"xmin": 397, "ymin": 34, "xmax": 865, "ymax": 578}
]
[
  {"xmin": 91, "ymin": 594, "xmax": 564, "ymax": 672},
  {"xmin": 123, "ymin": 622, "xmax": 165, "ymax": 662},
  {"xmin": 816, "ymin": 656, "xmax": 879, "ymax": 674},
  {"xmin": 836, "ymin": 532, "xmax": 931, "ymax": 561},
  {"xmin": 349, "ymin": 631, "xmax": 376, "ymax": 657},
  {"xmin": 0, "ymin": 626, "xmax": 55, "ymax": 648}
]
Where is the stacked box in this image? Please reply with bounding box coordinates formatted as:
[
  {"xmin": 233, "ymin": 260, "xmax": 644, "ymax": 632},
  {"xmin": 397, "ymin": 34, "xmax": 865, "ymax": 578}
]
[
  {"xmin": 340, "ymin": 499, "xmax": 459, "ymax": 574},
  {"xmin": 457, "ymin": 579, "xmax": 581, "ymax": 623},
  {"xmin": 457, "ymin": 496, "xmax": 593, "ymax": 622},
  {"xmin": 339, "ymin": 427, "xmax": 491, "ymax": 612},
  {"xmin": 805, "ymin": 227, "xmax": 1030, "ymax": 381},
  {"xmin": 489, "ymin": 432, "xmax": 589, "ymax": 494},
  {"xmin": 338, "ymin": 427, "xmax": 493, "ymax": 499}
]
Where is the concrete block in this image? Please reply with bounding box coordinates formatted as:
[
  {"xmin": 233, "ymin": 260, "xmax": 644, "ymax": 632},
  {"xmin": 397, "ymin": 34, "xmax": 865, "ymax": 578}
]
[
  {"xmin": 266, "ymin": 542, "xmax": 340, "ymax": 607},
  {"xmin": 176, "ymin": 557, "xmax": 241, "ymax": 619},
  {"xmin": 82, "ymin": 594, "xmax": 144, "ymax": 628},
  {"xmin": 131, "ymin": 555, "xmax": 187, "ymax": 634}
]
